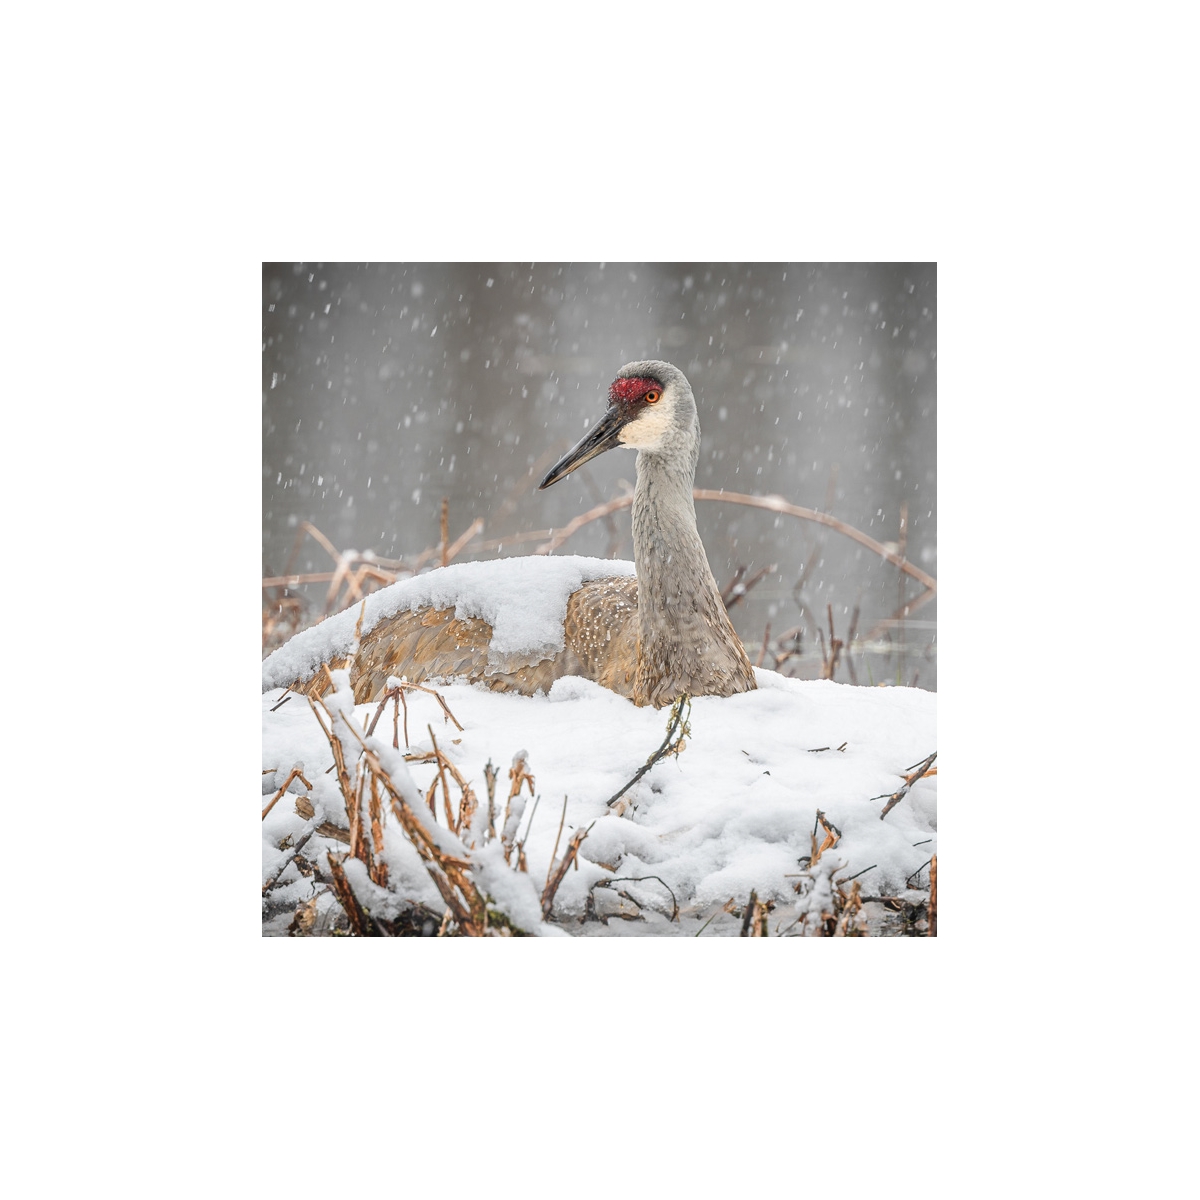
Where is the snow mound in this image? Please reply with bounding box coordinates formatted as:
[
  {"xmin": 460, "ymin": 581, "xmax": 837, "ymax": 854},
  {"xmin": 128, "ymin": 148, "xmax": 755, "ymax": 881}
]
[
  {"xmin": 262, "ymin": 667, "xmax": 937, "ymax": 937},
  {"xmin": 261, "ymin": 555, "xmax": 636, "ymax": 691}
]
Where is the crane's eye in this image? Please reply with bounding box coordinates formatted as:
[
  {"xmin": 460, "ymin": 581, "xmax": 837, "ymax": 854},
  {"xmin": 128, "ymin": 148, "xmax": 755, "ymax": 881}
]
[{"xmin": 644, "ymin": 389, "xmax": 661, "ymax": 403}]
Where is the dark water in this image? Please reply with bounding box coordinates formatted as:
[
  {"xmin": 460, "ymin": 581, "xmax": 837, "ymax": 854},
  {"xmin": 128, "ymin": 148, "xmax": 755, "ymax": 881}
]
[{"xmin": 262, "ymin": 263, "xmax": 936, "ymax": 689}]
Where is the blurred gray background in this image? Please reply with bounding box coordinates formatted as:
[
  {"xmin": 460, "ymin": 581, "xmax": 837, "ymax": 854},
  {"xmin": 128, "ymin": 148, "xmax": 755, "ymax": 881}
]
[{"xmin": 262, "ymin": 263, "xmax": 936, "ymax": 689}]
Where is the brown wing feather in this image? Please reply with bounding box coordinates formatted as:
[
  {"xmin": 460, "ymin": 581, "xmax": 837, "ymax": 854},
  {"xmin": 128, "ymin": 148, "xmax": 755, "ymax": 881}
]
[{"xmin": 291, "ymin": 574, "xmax": 641, "ymax": 704}]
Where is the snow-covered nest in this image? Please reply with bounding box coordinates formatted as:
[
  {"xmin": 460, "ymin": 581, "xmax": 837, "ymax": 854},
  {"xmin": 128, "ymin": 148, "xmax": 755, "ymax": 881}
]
[{"xmin": 262, "ymin": 663, "xmax": 936, "ymax": 937}]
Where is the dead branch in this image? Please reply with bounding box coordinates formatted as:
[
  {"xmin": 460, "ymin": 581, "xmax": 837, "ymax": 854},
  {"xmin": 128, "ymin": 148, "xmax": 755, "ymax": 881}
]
[
  {"xmin": 875, "ymin": 752, "xmax": 938, "ymax": 820},
  {"xmin": 722, "ymin": 563, "xmax": 776, "ymax": 611},
  {"xmin": 262, "ymin": 823, "xmax": 319, "ymax": 894},
  {"xmin": 534, "ymin": 493, "xmax": 636, "ymax": 554},
  {"xmin": 693, "ymin": 489, "xmax": 937, "ymax": 592},
  {"xmin": 605, "ymin": 695, "xmax": 691, "ymax": 809},
  {"xmin": 906, "ymin": 859, "xmax": 934, "ymax": 887},
  {"xmin": 591, "ymin": 875, "xmax": 679, "ymax": 922},
  {"xmin": 837, "ymin": 863, "xmax": 877, "ymax": 884}
]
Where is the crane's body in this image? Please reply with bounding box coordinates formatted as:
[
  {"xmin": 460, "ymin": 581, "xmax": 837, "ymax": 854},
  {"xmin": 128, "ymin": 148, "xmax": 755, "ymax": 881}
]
[{"xmin": 264, "ymin": 361, "xmax": 757, "ymax": 708}]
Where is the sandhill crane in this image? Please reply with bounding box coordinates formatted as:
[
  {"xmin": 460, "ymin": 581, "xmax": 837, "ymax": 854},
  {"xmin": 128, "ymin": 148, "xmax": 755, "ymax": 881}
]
[{"xmin": 263, "ymin": 360, "xmax": 757, "ymax": 708}]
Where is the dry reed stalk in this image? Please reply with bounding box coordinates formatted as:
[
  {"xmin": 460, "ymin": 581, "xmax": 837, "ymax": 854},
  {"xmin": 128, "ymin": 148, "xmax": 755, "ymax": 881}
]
[
  {"xmin": 402, "ymin": 738, "xmax": 484, "ymax": 842},
  {"xmin": 484, "ymin": 761, "xmax": 498, "ymax": 839},
  {"xmin": 545, "ymin": 796, "xmax": 569, "ymax": 892},
  {"xmin": 368, "ymin": 753, "xmax": 488, "ymax": 935},
  {"xmin": 740, "ymin": 891, "xmax": 759, "ymax": 937},
  {"xmin": 262, "ymin": 594, "xmax": 306, "ymax": 651},
  {"xmin": 810, "ymin": 810, "xmax": 842, "ymax": 866},
  {"xmin": 368, "ymin": 772, "xmax": 388, "ymax": 888},
  {"xmin": 821, "ymin": 604, "xmax": 844, "ymax": 680},
  {"xmin": 428, "ymin": 726, "xmax": 456, "ymax": 830},
  {"xmin": 350, "ymin": 564, "xmax": 397, "ymax": 597},
  {"xmin": 326, "ymin": 852, "xmax": 369, "ymax": 936},
  {"xmin": 349, "ymin": 771, "xmax": 371, "ymax": 867},
  {"xmin": 833, "ymin": 880, "xmax": 866, "ymax": 937},
  {"xmin": 444, "ymin": 517, "xmax": 485, "ymax": 563},
  {"xmin": 307, "ymin": 690, "xmax": 381, "ymax": 881},
  {"xmin": 876, "ymin": 752, "xmax": 938, "ymax": 820},
  {"xmin": 845, "ymin": 605, "xmax": 861, "ymax": 684},
  {"xmin": 335, "ymin": 717, "xmax": 493, "ymax": 935},
  {"xmin": 261, "ymin": 765, "xmax": 313, "ymax": 821},
  {"xmin": 263, "ymin": 563, "xmax": 398, "ymax": 591},
  {"xmin": 513, "ymin": 791, "xmax": 540, "ymax": 872},
  {"xmin": 509, "ymin": 753, "xmax": 536, "ymax": 801},
  {"xmin": 263, "ymin": 571, "xmax": 342, "ymax": 588},
  {"xmin": 325, "ymin": 553, "xmax": 362, "ymax": 613},
  {"xmin": 440, "ymin": 497, "xmax": 450, "ymax": 567},
  {"xmin": 263, "ymin": 516, "xmax": 484, "ymax": 630},
  {"xmin": 896, "ymin": 502, "xmax": 909, "ymax": 683},
  {"xmin": 366, "ymin": 681, "xmax": 463, "ymax": 736},
  {"xmin": 755, "ymin": 622, "xmax": 771, "ymax": 668},
  {"xmin": 929, "ymin": 855, "xmax": 937, "ymax": 937},
  {"xmin": 410, "ymin": 746, "xmax": 479, "ymax": 837},
  {"xmin": 500, "ymin": 753, "xmax": 535, "ymax": 863},
  {"xmin": 541, "ymin": 821, "xmax": 594, "ymax": 919}
]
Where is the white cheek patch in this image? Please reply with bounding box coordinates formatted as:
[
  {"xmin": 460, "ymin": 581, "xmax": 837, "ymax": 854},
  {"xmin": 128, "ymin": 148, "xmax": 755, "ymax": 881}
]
[{"xmin": 618, "ymin": 403, "xmax": 673, "ymax": 449}]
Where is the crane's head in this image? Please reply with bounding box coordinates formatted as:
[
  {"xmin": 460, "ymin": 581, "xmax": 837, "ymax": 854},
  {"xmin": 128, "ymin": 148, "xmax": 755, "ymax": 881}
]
[{"xmin": 538, "ymin": 360, "xmax": 698, "ymax": 489}]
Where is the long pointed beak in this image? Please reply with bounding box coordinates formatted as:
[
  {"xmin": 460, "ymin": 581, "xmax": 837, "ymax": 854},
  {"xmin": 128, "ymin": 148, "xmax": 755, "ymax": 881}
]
[{"xmin": 538, "ymin": 407, "xmax": 626, "ymax": 489}]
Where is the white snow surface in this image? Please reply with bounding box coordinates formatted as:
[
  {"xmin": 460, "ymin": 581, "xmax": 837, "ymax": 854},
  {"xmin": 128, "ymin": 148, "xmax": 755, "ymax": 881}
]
[
  {"xmin": 262, "ymin": 665, "xmax": 936, "ymax": 937},
  {"xmin": 261, "ymin": 555, "xmax": 637, "ymax": 691}
]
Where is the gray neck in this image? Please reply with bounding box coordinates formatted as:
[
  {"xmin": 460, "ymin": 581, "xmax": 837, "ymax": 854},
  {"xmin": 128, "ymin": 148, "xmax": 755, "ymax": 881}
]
[
  {"xmin": 631, "ymin": 445, "xmax": 748, "ymax": 703},
  {"xmin": 632, "ymin": 445, "xmax": 712, "ymax": 606}
]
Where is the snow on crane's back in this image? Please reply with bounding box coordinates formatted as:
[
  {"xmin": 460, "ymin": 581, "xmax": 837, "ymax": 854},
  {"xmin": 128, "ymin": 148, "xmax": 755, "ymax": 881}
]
[{"xmin": 261, "ymin": 555, "xmax": 637, "ymax": 693}]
